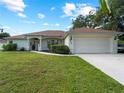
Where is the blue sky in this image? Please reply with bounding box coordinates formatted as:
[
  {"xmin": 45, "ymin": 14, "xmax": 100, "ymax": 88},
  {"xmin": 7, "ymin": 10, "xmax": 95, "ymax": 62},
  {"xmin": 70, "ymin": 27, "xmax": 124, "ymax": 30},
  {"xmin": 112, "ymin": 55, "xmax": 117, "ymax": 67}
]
[{"xmin": 0, "ymin": 0, "xmax": 99, "ymax": 35}]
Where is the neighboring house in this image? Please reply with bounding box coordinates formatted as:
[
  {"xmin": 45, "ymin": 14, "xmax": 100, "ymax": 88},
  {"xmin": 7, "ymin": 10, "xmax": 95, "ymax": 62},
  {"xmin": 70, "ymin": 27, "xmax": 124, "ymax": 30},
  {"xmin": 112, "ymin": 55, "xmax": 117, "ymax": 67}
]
[
  {"xmin": 6, "ymin": 28, "xmax": 118, "ymax": 54},
  {"xmin": 0, "ymin": 39, "xmax": 6, "ymax": 50}
]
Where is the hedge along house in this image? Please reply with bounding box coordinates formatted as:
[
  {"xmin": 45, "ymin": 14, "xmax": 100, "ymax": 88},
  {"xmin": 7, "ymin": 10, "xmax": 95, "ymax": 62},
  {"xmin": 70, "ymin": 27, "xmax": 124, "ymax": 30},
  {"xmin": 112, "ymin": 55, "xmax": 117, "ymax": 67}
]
[{"xmin": 6, "ymin": 28, "xmax": 118, "ymax": 54}]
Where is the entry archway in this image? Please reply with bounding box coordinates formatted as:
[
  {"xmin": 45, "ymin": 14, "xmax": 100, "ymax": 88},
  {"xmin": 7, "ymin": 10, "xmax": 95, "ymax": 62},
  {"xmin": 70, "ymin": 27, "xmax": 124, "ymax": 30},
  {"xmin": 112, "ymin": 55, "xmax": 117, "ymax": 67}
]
[{"xmin": 30, "ymin": 38, "xmax": 40, "ymax": 51}]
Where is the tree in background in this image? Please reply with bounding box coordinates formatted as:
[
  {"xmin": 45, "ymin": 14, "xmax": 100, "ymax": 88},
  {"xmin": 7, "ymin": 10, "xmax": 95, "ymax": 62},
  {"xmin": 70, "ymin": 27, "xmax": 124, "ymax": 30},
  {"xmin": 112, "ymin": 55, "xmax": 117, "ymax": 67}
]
[
  {"xmin": 72, "ymin": 12, "xmax": 96, "ymax": 29},
  {"xmin": 72, "ymin": 0, "xmax": 111, "ymax": 30},
  {"xmin": 112, "ymin": 0, "xmax": 124, "ymax": 31},
  {"xmin": 0, "ymin": 32, "xmax": 10, "ymax": 39},
  {"xmin": 95, "ymin": 0, "xmax": 124, "ymax": 31},
  {"xmin": 72, "ymin": 0, "xmax": 124, "ymax": 31},
  {"xmin": 72, "ymin": 15, "xmax": 86, "ymax": 29}
]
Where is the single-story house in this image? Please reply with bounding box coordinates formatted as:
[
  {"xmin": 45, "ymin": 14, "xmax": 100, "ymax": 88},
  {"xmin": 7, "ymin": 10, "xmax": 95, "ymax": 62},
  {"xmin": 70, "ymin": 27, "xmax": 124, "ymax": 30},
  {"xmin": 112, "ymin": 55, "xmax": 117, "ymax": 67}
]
[{"xmin": 6, "ymin": 28, "xmax": 118, "ymax": 54}]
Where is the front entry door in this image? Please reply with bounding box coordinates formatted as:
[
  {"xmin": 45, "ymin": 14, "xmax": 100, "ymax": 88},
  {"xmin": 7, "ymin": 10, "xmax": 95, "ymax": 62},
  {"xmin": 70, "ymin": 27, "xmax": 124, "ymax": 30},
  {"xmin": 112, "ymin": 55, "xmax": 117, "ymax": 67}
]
[{"xmin": 31, "ymin": 41, "xmax": 39, "ymax": 51}]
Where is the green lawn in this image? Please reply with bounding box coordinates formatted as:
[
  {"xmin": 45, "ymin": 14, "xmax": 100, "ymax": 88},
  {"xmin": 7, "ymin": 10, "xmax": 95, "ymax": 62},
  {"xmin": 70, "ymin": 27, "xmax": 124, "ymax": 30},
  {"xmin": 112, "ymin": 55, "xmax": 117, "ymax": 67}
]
[{"xmin": 0, "ymin": 52, "xmax": 124, "ymax": 93}]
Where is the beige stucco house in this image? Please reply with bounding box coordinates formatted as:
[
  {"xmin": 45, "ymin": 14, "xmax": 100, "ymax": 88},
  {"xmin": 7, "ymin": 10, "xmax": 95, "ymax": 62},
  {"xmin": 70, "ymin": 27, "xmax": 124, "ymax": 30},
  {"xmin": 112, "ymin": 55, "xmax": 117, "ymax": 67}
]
[{"xmin": 6, "ymin": 28, "xmax": 118, "ymax": 54}]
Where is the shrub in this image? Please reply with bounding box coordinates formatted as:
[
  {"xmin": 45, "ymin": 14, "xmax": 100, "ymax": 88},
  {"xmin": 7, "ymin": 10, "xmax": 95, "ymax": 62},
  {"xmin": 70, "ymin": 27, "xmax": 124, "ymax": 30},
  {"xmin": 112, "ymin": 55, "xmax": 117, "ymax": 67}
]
[
  {"xmin": 3, "ymin": 43, "xmax": 17, "ymax": 51},
  {"xmin": 50, "ymin": 44, "xmax": 70, "ymax": 54},
  {"xmin": 20, "ymin": 47, "xmax": 25, "ymax": 51},
  {"xmin": 13, "ymin": 44, "xmax": 17, "ymax": 50},
  {"xmin": 48, "ymin": 44, "xmax": 54, "ymax": 52}
]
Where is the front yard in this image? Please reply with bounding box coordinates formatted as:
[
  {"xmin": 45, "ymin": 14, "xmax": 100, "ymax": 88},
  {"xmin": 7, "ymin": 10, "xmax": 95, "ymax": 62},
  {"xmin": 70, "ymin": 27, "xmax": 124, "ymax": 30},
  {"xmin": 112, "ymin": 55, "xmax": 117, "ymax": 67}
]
[{"xmin": 0, "ymin": 52, "xmax": 124, "ymax": 93}]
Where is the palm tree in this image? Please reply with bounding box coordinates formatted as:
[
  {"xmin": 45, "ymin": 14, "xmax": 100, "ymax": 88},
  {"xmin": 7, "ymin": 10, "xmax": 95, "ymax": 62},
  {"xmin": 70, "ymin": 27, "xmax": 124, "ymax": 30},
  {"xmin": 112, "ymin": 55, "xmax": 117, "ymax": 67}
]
[
  {"xmin": 99, "ymin": 0, "xmax": 111, "ymax": 15},
  {"xmin": 99, "ymin": 0, "xmax": 114, "ymax": 29}
]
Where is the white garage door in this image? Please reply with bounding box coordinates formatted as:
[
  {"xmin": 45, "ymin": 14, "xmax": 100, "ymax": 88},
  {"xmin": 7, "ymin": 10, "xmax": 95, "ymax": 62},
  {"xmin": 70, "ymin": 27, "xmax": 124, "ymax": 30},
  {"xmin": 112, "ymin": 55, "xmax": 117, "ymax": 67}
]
[{"xmin": 74, "ymin": 38, "xmax": 111, "ymax": 53}]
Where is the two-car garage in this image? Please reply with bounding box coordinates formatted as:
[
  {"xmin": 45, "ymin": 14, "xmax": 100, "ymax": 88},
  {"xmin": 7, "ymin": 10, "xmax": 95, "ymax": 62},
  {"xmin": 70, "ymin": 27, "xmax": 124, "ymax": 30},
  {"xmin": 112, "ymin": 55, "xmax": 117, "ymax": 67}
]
[
  {"xmin": 73, "ymin": 38, "xmax": 112, "ymax": 54},
  {"xmin": 65, "ymin": 28, "xmax": 117, "ymax": 54}
]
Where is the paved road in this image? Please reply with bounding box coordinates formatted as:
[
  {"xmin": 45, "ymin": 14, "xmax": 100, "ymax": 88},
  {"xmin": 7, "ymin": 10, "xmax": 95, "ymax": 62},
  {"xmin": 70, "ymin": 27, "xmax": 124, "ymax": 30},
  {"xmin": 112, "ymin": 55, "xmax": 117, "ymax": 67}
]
[{"xmin": 77, "ymin": 54, "xmax": 124, "ymax": 85}]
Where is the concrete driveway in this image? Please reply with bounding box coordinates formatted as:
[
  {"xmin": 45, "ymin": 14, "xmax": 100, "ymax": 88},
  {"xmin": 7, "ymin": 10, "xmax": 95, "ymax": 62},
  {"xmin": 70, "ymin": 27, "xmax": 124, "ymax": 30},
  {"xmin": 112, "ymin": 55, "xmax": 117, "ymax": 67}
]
[{"xmin": 77, "ymin": 54, "xmax": 124, "ymax": 85}]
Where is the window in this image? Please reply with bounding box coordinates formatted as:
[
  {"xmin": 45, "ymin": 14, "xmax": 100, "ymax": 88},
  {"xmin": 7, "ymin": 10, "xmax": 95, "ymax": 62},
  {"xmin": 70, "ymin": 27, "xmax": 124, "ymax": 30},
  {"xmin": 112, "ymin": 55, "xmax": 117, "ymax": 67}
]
[
  {"xmin": 47, "ymin": 39, "xmax": 59, "ymax": 45},
  {"xmin": 47, "ymin": 40, "xmax": 50, "ymax": 44},
  {"xmin": 55, "ymin": 40, "xmax": 58, "ymax": 44}
]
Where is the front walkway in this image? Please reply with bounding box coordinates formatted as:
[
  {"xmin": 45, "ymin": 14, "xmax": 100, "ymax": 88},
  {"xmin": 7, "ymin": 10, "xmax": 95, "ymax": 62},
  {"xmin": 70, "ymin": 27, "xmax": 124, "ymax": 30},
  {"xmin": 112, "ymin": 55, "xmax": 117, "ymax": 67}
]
[
  {"xmin": 77, "ymin": 54, "xmax": 124, "ymax": 85},
  {"xmin": 31, "ymin": 51, "xmax": 75, "ymax": 56}
]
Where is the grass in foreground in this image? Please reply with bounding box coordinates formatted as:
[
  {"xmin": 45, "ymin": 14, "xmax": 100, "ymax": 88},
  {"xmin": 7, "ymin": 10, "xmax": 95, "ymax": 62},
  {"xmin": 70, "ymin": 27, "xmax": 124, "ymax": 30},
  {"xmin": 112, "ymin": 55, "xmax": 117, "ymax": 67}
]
[{"xmin": 0, "ymin": 52, "xmax": 124, "ymax": 93}]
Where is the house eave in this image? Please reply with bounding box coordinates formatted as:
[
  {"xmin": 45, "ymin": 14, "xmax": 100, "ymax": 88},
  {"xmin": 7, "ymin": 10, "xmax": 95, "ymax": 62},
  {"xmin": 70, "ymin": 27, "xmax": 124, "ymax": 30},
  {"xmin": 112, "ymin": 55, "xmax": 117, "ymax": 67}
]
[
  {"xmin": 5, "ymin": 38, "xmax": 27, "ymax": 40},
  {"xmin": 70, "ymin": 31, "xmax": 117, "ymax": 35}
]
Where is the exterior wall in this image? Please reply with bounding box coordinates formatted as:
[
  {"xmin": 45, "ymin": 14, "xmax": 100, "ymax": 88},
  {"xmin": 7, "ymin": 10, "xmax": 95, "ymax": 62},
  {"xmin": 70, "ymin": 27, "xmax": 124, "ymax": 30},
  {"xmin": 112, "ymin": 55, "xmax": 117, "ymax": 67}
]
[
  {"xmin": 110, "ymin": 36, "xmax": 118, "ymax": 53},
  {"xmin": 0, "ymin": 43, "xmax": 4, "ymax": 50},
  {"xmin": 64, "ymin": 35, "xmax": 74, "ymax": 53},
  {"xmin": 7, "ymin": 40, "xmax": 29, "ymax": 50},
  {"xmin": 42, "ymin": 39, "xmax": 48, "ymax": 50},
  {"xmin": 65, "ymin": 35, "xmax": 70, "ymax": 47},
  {"xmin": 0, "ymin": 40, "xmax": 7, "ymax": 50}
]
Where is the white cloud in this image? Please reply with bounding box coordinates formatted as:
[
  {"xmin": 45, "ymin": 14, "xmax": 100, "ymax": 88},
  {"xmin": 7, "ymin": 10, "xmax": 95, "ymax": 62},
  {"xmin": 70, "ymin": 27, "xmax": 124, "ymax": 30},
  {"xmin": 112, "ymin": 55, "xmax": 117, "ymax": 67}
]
[
  {"xmin": 42, "ymin": 23, "xmax": 49, "ymax": 26},
  {"xmin": 77, "ymin": 4, "xmax": 96, "ymax": 16},
  {"xmin": 22, "ymin": 20, "xmax": 36, "ymax": 24},
  {"xmin": 55, "ymin": 23, "xmax": 60, "ymax": 27},
  {"xmin": 0, "ymin": 0, "xmax": 26, "ymax": 18},
  {"xmin": 38, "ymin": 13, "xmax": 45, "ymax": 19},
  {"xmin": 62, "ymin": 3, "xmax": 96, "ymax": 17},
  {"xmin": 18, "ymin": 12, "xmax": 26, "ymax": 18},
  {"xmin": 42, "ymin": 23, "xmax": 62, "ymax": 27},
  {"xmin": 51, "ymin": 23, "xmax": 62, "ymax": 27},
  {"xmin": 50, "ymin": 7, "xmax": 55, "ymax": 11},
  {"xmin": 62, "ymin": 3, "xmax": 76, "ymax": 16}
]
